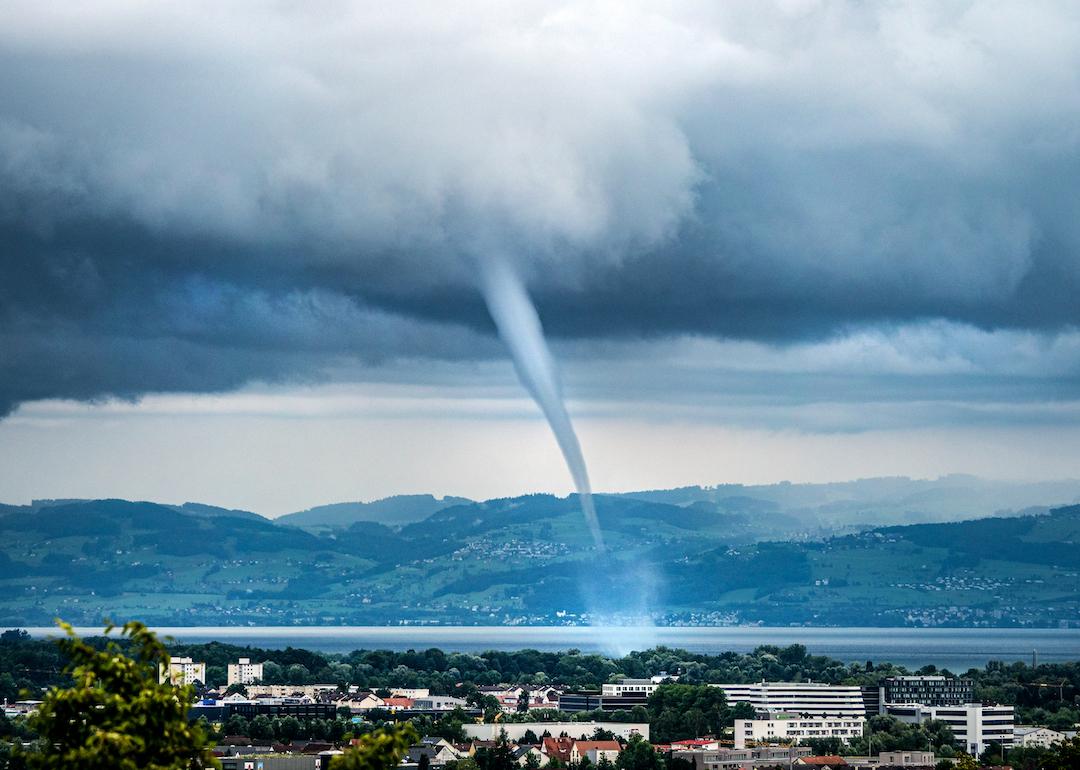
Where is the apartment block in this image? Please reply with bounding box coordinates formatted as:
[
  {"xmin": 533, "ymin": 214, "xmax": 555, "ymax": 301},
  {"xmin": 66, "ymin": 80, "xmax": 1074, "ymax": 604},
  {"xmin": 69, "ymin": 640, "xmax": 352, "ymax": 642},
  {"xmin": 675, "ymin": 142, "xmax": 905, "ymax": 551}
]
[
  {"xmin": 227, "ymin": 657, "xmax": 264, "ymax": 686},
  {"xmin": 734, "ymin": 714, "xmax": 866, "ymax": 748},
  {"xmin": 159, "ymin": 656, "xmax": 206, "ymax": 686}
]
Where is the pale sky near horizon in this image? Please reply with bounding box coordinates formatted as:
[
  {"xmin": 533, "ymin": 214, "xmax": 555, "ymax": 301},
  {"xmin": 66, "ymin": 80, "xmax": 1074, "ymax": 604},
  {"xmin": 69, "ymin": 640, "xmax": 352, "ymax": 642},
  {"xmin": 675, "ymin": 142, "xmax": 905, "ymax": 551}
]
[{"xmin": 3, "ymin": 2, "xmax": 1080, "ymax": 513}]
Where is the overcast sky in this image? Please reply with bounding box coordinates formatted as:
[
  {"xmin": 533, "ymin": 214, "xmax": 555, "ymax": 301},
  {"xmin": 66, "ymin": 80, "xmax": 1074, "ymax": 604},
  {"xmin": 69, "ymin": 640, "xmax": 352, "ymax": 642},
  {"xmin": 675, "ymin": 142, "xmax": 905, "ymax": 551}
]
[{"xmin": 3, "ymin": 1, "xmax": 1080, "ymax": 514}]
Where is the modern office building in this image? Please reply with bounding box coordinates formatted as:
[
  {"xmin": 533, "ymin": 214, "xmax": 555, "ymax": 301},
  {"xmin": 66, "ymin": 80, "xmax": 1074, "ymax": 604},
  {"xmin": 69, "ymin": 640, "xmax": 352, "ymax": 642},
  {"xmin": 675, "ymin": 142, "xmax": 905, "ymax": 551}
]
[
  {"xmin": 226, "ymin": 658, "xmax": 264, "ymax": 686},
  {"xmin": 884, "ymin": 703, "xmax": 1014, "ymax": 756},
  {"xmin": 160, "ymin": 656, "xmax": 206, "ymax": 686},
  {"xmin": 734, "ymin": 713, "xmax": 866, "ymax": 748},
  {"xmin": 559, "ymin": 690, "xmax": 649, "ymax": 712},
  {"xmin": 190, "ymin": 698, "xmax": 339, "ymax": 722},
  {"xmin": 713, "ymin": 682, "xmax": 869, "ymax": 717},
  {"xmin": 881, "ymin": 676, "xmax": 974, "ymax": 707},
  {"xmin": 601, "ymin": 679, "xmax": 661, "ymax": 697}
]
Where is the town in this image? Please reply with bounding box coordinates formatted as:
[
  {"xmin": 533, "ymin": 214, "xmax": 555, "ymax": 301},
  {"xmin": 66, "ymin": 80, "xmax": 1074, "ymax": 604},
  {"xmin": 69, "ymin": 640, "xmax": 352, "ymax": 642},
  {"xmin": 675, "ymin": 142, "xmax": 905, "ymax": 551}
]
[{"xmin": 2, "ymin": 632, "xmax": 1078, "ymax": 770}]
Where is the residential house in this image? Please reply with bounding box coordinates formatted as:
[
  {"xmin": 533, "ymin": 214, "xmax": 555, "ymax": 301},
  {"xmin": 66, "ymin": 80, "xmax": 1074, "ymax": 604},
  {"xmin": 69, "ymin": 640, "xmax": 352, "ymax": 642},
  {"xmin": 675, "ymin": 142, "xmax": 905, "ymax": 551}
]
[{"xmin": 570, "ymin": 740, "xmax": 621, "ymax": 764}]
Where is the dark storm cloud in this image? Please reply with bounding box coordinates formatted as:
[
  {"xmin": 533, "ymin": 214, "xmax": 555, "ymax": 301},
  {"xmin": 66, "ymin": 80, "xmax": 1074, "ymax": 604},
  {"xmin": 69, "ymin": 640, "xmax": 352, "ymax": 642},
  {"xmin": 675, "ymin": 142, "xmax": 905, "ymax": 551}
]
[{"xmin": 2, "ymin": 1, "xmax": 1080, "ymax": 416}]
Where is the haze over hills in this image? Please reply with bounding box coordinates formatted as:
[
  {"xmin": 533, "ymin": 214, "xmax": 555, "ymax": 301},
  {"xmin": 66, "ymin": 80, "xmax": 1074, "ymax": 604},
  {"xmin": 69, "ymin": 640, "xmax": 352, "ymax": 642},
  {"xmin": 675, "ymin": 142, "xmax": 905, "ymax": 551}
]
[
  {"xmin": 8, "ymin": 475, "xmax": 1079, "ymax": 533},
  {"xmin": 3, "ymin": 476, "xmax": 1080, "ymax": 629},
  {"xmin": 276, "ymin": 494, "xmax": 474, "ymax": 531}
]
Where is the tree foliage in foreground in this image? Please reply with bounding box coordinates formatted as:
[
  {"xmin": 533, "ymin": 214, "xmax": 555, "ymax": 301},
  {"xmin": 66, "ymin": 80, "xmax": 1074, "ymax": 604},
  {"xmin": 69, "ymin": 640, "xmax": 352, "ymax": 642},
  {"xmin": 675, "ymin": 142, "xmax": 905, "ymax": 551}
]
[
  {"xmin": 24, "ymin": 621, "xmax": 217, "ymax": 770},
  {"xmin": 330, "ymin": 723, "xmax": 417, "ymax": 770}
]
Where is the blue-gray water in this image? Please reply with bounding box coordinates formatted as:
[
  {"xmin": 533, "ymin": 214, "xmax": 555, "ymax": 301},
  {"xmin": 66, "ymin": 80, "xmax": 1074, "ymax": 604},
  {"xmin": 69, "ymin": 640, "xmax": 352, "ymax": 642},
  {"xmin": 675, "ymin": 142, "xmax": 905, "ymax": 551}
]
[{"xmin": 26, "ymin": 626, "xmax": 1080, "ymax": 671}]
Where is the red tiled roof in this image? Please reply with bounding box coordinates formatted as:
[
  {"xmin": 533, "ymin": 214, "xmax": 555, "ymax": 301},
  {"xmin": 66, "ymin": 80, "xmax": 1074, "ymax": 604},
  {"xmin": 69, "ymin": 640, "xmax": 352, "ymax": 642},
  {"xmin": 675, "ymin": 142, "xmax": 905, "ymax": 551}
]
[
  {"xmin": 543, "ymin": 737, "xmax": 574, "ymax": 762},
  {"xmin": 797, "ymin": 758, "xmax": 848, "ymax": 766},
  {"xmin": 574, "ymin": 741, "xmax": 622, "ymax": 753}
]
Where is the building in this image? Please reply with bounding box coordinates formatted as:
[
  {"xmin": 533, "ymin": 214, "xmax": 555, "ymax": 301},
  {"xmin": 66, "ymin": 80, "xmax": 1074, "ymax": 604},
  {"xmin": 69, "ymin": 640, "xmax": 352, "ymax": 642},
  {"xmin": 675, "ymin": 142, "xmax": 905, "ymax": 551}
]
[
  {"xmin": 189, "ymin": 698, "xmax": 339, "ymax": 722},
  {"xmin": 219, "ymin": 755, "xmax": 341, "ymax": 770},
  {"xmin": 884, "ymin": 703, "xmax": 1013, "ymax": 756},
  {"xmin": 793, "ymin": 758, "xmax": 848, "ymax": 768},
  {"xmin": 406, "ymin": 737, "xmax": 464, "ymax": 766},
  {"xmin": 245, "ymin": 685, "xmax": 339, "ymax": 699},
  {"xmin": 413, "ymin": 695, "xmax": 469, "ymax": 711},
  {"xmin": 391, "ymin": 688, "xmax": 431, "ymax": 699},
  {"xmin": 714, "ymin": 682, "xmax": 869, "ymax": 718},
  {"xmin": 160, "ymin": 656, "xmax": 206, "ymax": 686},
  {"xmin": 1014, "ymin": 725, "xmax": 1067, "ymax": 748},
  {"xmin": 734, "ymin": 714, "xmax": 866, "ymax": 749},
  {"xmin": 876, "ymin": 750, "xmax": 937, "ymax": 766},
  {"xmin": 465, "ymin": 722, "xmax": 649, "ymax": 742},
  {"xmin": 570, "ymin": 740, "xmax": 622, "ymax": 764},
  {"xmin": 673, "ymin": 746, "xmax": 811, "ymax": 770},
  {"xmin": 559, "ymin": 690, "xmax": 650, "ymax": 713},
  {"xmin": 601, "ymin": 679, "xmax": 661, "ymax": 697},
  {"xmin": 881, "ymin": 676, "xmax": 974, "ymax": 708},
  {"xmin": 227, "ymin": 658, "xmax": 264, "ymax": 686}
]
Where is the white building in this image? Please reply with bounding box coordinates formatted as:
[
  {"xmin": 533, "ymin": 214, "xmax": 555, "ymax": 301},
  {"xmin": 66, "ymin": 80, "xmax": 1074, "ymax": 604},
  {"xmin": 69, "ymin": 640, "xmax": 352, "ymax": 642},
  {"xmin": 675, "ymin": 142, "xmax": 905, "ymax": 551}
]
[
  {"xmin": 159, "ymin": 656, "xmax": 206, "ymax": 686},
  {"xmin": 226, "ymin": 658, "xmax": 264, "ymax": 686},
  {"xmin": 465, "ymin": 722, "xmax": 649, "ymax": 742},
  {"xmin": 1014, "ymin": 725, "xmax": 1067, "ymax": 748},
  {"xmin": 715, "ymin": 682, "xmax": 868, "ymax": 717},
  {"xmin": 414, "ymin": 695, "xmax": 469, "ymax": 711},
  {"xmin": 734, "ymin": 714, "xmax": 866, "ymax": 748},
  {"xmin": 885, "ymin": 703, "xmax": 1014, "ymax": 756},
  {"xmin": 601, "ymin": 679, "xmax": 661, "ymax": 697},
  {"xmin": 391, "ymin": 688, "xmax": 431, "ymax": 699}
]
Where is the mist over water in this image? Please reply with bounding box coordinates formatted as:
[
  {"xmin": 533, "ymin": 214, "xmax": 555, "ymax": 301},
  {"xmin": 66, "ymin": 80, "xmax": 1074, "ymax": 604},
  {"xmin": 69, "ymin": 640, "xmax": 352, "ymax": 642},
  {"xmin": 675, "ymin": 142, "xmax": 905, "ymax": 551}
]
[
  {"xmin": 478, "ymin": 258, "xmax": 666, "ymax": 649},
  {"xmin": 478, "ymin": 258, "xmax": 605, "ymax": 553}
]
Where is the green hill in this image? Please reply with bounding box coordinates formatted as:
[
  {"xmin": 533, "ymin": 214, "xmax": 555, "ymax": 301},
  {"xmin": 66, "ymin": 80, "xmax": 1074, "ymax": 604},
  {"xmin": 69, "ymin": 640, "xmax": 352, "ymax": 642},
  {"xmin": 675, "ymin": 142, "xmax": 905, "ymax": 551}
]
[
  {"xmin": 275, "ymin": 494, "xmax": 473, "ymax": 531},
  {"xmin": 2, "ymin": 494, "xmax": 1080, "ymax": 628}
]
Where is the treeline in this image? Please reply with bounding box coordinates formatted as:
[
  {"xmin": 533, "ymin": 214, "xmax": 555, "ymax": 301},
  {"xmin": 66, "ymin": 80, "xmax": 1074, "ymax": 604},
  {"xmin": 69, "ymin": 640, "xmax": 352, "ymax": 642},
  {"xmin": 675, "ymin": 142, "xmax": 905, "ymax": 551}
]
[{"xmin": 4, "ymin": 629, "xmax": 1079, "ymax": 726}]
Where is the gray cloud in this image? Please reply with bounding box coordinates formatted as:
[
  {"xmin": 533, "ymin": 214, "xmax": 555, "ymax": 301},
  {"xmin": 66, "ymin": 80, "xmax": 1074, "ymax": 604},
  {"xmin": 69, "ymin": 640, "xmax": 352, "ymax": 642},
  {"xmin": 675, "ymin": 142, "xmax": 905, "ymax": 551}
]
[{"xmin": 2, "ymin": 1, "xmax": 1080, "ymax": 417}]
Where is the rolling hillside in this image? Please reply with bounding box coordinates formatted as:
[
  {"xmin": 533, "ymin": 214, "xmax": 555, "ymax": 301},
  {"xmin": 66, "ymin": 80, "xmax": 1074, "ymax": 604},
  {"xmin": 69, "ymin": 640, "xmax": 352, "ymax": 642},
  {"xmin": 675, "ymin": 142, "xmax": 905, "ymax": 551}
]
[{"xmin": 1, "ymin": 492, "xmax": 1080, "ymax": 628}]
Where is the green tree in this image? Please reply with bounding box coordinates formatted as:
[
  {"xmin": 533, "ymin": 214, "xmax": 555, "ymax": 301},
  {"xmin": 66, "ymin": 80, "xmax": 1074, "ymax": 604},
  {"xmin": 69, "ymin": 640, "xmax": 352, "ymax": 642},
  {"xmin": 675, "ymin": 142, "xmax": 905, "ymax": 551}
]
[
  {"xmin": 277, "ymin": 716, "xmax": 301, "ymax": 743},
  {"xmin": 952, "ymin": 753, "xmax": 977, "ymax": 770},
  {"xmin": 646, "ymin": 685, "xmax": 729, "ymax": 743},
  {"xmin": 223, "ymin": 714, "xmax": 249, "ymax": 738},
  {"xmin": 331, "ymin": 724, "xmax": 418, "ymax": 770},
  {"xmin": 249, "ymin": 715, "xmax": 273, "ymax": 741},
  {"xmin": 614, "ymin": 735, "xmax": 662, "ymax": 770},
  {"xmin": 1042, "ymin": 736, "xmax": 1080, "ymax": 770},
  {"xmin": 803, "ymin": 737, "xmax": 841, "ymax": 756},
  {"xmin": 23, "ymin": 620, "xmax": 217, "ymax": 770}
]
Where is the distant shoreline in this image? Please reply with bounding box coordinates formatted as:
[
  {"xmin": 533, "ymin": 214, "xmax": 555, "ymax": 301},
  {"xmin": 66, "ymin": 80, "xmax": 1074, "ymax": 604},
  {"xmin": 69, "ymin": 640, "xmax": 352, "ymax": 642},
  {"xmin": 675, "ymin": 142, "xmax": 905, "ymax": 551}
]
[{"xmin": 19, "ymin": 625, "xmax": 1080, "ymax": 670}]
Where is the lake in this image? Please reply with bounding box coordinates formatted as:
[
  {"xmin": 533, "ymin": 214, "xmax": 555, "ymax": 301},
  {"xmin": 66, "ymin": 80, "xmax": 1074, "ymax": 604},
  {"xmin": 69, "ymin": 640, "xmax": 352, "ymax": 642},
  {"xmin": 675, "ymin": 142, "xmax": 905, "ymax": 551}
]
[{"xmin": 25, "ymin": 625, "xmax": 1080, "ymax": 670}]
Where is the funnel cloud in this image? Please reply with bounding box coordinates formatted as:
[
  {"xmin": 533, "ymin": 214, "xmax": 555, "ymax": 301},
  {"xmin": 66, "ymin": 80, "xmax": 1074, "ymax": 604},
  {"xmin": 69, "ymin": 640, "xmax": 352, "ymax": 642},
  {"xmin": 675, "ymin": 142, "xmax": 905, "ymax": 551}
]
[{"xmin": 478, "ymin": 258, "xmax": 605, "ymax": 552}]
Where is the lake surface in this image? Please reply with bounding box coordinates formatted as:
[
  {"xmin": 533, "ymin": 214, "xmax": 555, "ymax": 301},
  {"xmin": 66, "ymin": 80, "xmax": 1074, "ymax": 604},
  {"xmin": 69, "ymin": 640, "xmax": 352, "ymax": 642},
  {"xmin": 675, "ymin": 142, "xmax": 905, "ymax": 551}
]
[{"xmin": 25, "ymin": 626, "xmax": 1080, "ymax": 671}]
